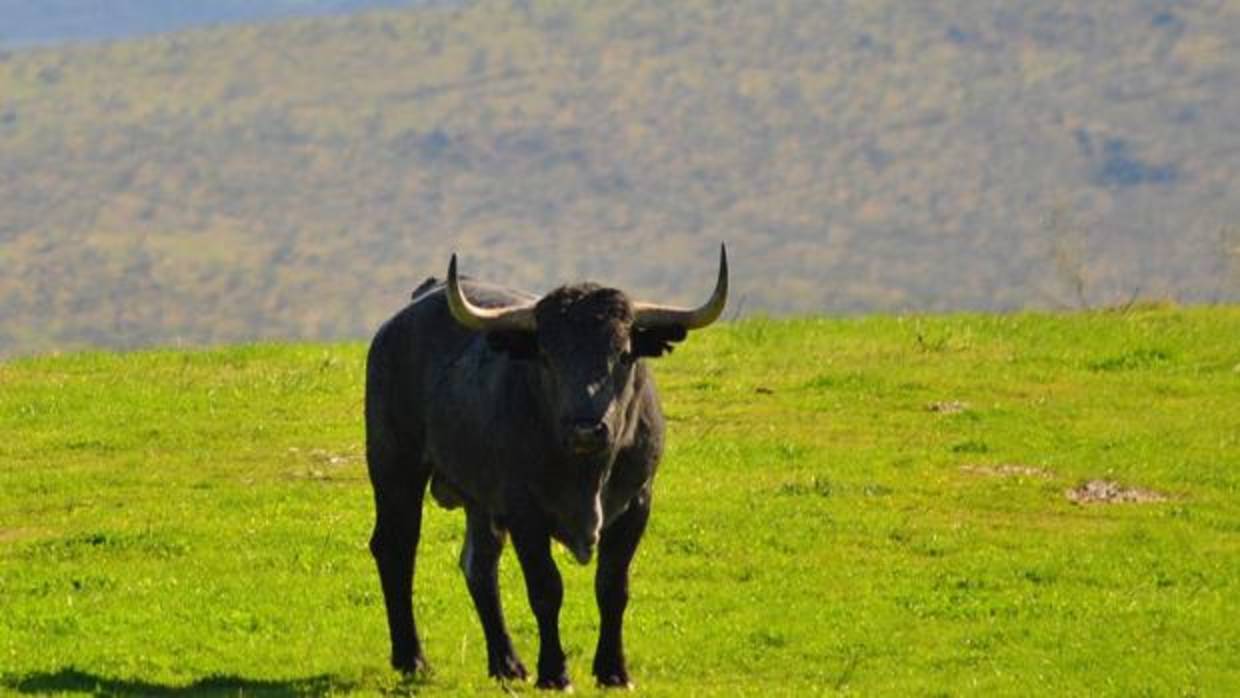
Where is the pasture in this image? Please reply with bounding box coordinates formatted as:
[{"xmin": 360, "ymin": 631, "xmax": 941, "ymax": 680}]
[{"xmin": 1, "ymin": 307, "xmax": 1238, "ymax": 696}]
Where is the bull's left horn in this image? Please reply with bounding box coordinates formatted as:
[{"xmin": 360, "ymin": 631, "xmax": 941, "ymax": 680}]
[
  {"xmin": 633, "ymin": 243, "xmax": 729, "ymax": 330},
  {"xmin": 446, "ymin": 254, "xmax": 537, "ymax": 332}
]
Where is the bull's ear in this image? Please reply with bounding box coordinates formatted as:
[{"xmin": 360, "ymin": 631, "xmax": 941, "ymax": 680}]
[
  {"xmin": 632, "ymin": 325, "xmax": 688, "ymax": 358},
  {"xmin": 487, "ymin": 331, "xmax": 539, "ymax": 360}
]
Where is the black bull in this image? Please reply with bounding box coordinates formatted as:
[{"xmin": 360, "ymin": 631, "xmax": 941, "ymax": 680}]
[{"xmin": 363, "ymin": 246, "xmax": 727, "ymax": 689}]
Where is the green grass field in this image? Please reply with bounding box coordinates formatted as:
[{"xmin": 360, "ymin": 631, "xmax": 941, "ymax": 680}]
[{"xmin": 2, "ymin": 307, "xmax": 1238, "ymax": 696}]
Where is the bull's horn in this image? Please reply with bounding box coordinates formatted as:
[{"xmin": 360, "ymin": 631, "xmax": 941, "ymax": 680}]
[
  {"xmin": 633, "ymin": 243, "xmax": 729, "ymax": 330},
  {"xmin": 446, "ymin": 254, "xmax": 537, "ymax": 332}
]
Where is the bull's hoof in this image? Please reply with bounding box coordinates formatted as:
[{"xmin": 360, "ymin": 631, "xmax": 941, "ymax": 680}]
[
  {"xmin": 593, "ymin": 657, "xmax": 631, "ymax": 689},
  {"xmin": 489, "ymin": 653, "xmax": 529, "ymax": 681},
  {"xmin": 535, "ymin": 672, "xmax": 573, "ymax": 691},
  {"xmin": 392, "ymin": 652, "xmax": 430, "ymax": 676},
  {"xmin": 596, "ymin": 674, "xmax": 634, "ymax": 690}
]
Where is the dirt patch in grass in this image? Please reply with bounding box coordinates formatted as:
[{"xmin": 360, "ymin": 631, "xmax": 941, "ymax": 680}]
[
  {"xmin": 0, "ymin": 528, "xmax": 37, "ymax": 543},
  {"xmin": 285, "ymin": 447, "xmax": 364, "ymax": 483},
  {"xmin": 961, "ymin": 464, "xmax": 1053, "ymax": 478},
  {"xmin": 1066, "ymin": 479, "xmax": 1167, "ymax": 504},
  {"xmin": 928, "ymin": 400, "xmax": 969, "ymax": 414},
  {"xmin": 288, "ymin": 447, "xmax": 361, "ymax": 466}
]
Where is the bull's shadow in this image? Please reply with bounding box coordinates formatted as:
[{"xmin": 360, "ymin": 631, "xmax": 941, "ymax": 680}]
[{"xmin": 1, "ymin": 667, "xmax": 365, "ymax": 696}]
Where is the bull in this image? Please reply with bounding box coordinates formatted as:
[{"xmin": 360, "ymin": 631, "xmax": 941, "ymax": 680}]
[{"xmin": 364, "ymin": 245, "xmax": 727, "ymax": 689}]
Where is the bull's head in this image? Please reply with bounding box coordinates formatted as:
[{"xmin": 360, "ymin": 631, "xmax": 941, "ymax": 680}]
[{"xmin": 444, "ymin": 245, "xmax": 728, "ymax": 562}]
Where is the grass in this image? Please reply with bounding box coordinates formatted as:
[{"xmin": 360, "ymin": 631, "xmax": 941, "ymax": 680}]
[{"xmin": 1, "ymin": 307, "xmax": 1238, "ymax": 696}]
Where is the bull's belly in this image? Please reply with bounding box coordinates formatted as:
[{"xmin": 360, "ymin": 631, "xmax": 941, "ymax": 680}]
[{"xmin": 423, "ymin": 455, "xmax": 508, "ymax": 515}]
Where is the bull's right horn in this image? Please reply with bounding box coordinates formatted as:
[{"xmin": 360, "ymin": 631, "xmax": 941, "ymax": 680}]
[
  {"xmin": 632, "ymin": 243, "xmax": 729, "ymax": 330},
  {"xmin": 446, "ymin": 254, "xmax": 537, "ymax": 333}
]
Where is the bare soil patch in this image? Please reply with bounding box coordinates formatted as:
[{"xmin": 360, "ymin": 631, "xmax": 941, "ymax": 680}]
[
  {"xmin": 1066, "ymin": 479, "xmax": 1167, "ymax": 504},
  {"xmin": 288, "ymin": 446, "xmax": 361, "ymax": 466},
  {"xmin": 0, "ymin": 528, "xmax": 37, "ymax": 543},
  {"xmin": 961, "ymin": 464, "xmax": 1053, "ymax": 478},
  {"xmin": 928, "ymin": 401, "xmax": 969, "ymax": 414},
  {"xmin": 285, "ymin": 447, "xmax": 364, "ymax": 483}
]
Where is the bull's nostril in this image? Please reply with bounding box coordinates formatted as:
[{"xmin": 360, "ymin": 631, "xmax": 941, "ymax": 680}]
[
  {"xmin": 567, "ymin": 420, "xmax": 609, "ymax": 452},
  {"xmin": 571, "ymin": 420, "xmax": 607, "ymax": 438}
]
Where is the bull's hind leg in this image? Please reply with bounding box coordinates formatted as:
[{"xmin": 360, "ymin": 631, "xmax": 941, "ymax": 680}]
[
  {"xmin": 367, "ymin": 446, "xmax": 432, "ymax": 674},
  {"xmin": 461, "ymin": 509, "xmax": 528, "ymax": 681},
  {"xmin": 593, "ymin": 490, "xmax": 652, "ymax": 688}
]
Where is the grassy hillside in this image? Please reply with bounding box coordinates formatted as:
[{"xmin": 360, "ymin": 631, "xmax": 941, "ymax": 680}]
[
  {"xmin": 1, "ymin": 1, "xmax": 1238, "ymax": 356},
  {"xmin": 2, "ymin": 308, "xmax": 1238, "ymax": 695}
]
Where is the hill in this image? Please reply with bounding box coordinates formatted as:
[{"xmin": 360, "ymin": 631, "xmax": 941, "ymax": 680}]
[
  {"xmin": 1, "ymin": 1, "xmax": 1239, "ymax": 355},
  {"xmin": 1, "ymin": 309, "xmax": 1238, "ymax": 694}
]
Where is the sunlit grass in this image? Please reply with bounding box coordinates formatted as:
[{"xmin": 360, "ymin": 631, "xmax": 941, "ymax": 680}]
[{"xmin": 2, "ymin": 307, "xmax": 1238, "ymax": 695}]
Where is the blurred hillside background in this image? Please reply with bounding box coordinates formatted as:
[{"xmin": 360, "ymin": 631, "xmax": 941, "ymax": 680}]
[{"xmin": 1, "ymin": 0, "xmax": 1238, "ymax": 356}]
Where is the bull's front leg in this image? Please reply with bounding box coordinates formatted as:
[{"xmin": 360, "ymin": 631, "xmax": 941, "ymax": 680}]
[
  {"xmin": 593, "ymin": 490, "xmax": 651, "ymax": 688},
  {"xmin": 461, "ymin": 508, "xmax": 527, "ymax": 681},
  {"xmin": 510, "ymin": 510, "xmax": 572, "ymax": 690}
]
